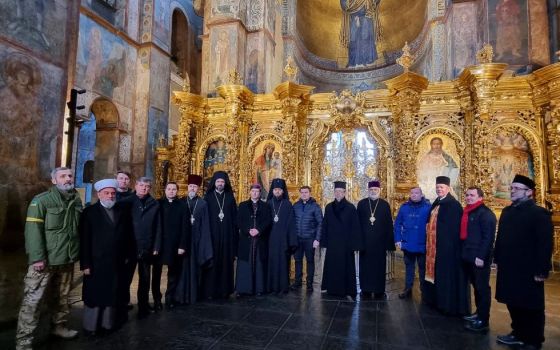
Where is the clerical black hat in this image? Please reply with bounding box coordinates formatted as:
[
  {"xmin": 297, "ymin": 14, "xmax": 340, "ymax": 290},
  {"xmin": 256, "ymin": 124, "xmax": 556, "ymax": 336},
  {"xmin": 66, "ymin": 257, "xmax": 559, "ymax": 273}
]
[
  {"xmin": 512, "ymin": 174, "xmax": 535, "ymax": 190},
  {"xmin": 271, "ymin": 178, "xmax": 286, "ymax": 190},
  {"xmin": 187, "ymin": 174, "xmax": 202, "ymax": 186},
  {"xmin": 334, "ymin": 181, "xmax": 346, "ymax": 189},
  {"xmin": 368, "ymin": 180, "xmax": 381, "ymax": 188},
  {"xmin": 436, "ymin": 176, "xmax": 451, "ymax": 186}
]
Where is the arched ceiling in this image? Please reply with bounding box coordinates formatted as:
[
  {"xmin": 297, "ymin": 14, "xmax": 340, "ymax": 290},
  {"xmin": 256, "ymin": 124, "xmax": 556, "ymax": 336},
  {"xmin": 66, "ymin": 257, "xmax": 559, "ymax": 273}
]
[{"xmin": 296, "ymin": 0, "xmax": 428, "ymax": 67}]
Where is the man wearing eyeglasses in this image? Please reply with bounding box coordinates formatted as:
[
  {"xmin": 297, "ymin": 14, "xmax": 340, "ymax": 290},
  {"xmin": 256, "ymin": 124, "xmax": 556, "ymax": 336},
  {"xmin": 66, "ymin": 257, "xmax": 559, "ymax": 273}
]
[{"xmin": 494, "ymin": 174, "xmax": 553, "ymax": 350}]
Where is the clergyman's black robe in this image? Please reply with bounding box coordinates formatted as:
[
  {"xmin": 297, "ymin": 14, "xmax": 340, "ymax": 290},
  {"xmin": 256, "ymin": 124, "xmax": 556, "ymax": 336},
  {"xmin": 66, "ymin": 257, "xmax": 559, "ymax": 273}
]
[
  {"xmin": 321, "ymin": 198, "xmax": 363, "ymax": 297},
  {"xmin": 200, "ymin": 190, "xmax": 238, "ymax": 299},
  {"xmin": 175, "ymin": 196, "xmax": 213, "ymax": 304},
  {"xmin": 357, "ymin": 197, "xmax": 395, "ymax": 294},
  {"xmin": 423, "ymin": 195, "xmax": 470, "ymax": 315},
  {"xmin": 235, "ymin": 199, "xmax": 272, "ymax": 295},
  {"xmin": 79, "ymin": 201, "xmax": 134, "ymax": 324},
  {"xmin": 266, "ymin": 197, "xmax": 298, "ymax": 293}
]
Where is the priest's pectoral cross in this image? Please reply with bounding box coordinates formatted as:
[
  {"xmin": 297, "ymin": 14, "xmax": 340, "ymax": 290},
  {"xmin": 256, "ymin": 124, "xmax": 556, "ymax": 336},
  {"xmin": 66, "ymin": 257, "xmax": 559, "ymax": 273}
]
[{"xmin": 370, "ymin": 215, "xmax": 376, "ymax": 225}]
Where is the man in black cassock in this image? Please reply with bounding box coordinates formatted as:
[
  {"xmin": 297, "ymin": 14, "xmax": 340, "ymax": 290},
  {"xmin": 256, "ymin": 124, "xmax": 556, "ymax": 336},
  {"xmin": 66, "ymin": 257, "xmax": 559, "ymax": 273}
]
[
  {"xmin": 266, "ymin": 178, "xmax": 297, "ymax": 294},
  {"xmin": 80, "ymin": 179, "xmax": 134, "ymax": 334},
  {"xmin": 423, "ymin": 176, "xmax": 470, "ymax": 316},
  {"xmin": 158, "ymin": 182, "xmax": 189, "ymax": 309},
  {"xmin": 321, "ymin": 181, "xmax": 363, "ymax": 301},
  {"xmin": 494, "ymin": 175, "xmax": 553, "ymax": 349},
  {"xmin": 200, "ymin": 171, "xmax": 238, "ymax": 299},
  {"xmin": 236, "ymin": 184, "xmax": 272, "ymax": 295},
  {"xmin": 175, "ymin": 174, "xmax": 213, "ymax": 305},
  {"xmin": 357, "ymin": 180, "xmax": 394, "ymax": 299}
]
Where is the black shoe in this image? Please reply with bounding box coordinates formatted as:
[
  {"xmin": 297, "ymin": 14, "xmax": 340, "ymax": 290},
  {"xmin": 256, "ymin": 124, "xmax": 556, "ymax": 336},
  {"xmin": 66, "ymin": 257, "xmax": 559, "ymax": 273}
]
[
  {"xmin": 165, "ymin": 302, "xmax": 176, "ymax": 310},
  {"xmin": 360, "ymin": 291, "xmax": 372, "ymax": 299},
  {"xmin": 465, "ymin": 319, "xmax": 489, "ymax": 332},
  {"xmin": 306, "ymin": 285, "xmax": 314, "ymax": 292},
  {"xmin": 290, "ymin": 283, "xmax": 302, "ymax": 291},
  {"xmin": 373, "ymin": 292, "xmax": 386, "ymax": 300},
  {"xmin": 153, "ymin": 301, "xmax": 163, "ymax": 312},
  {"xmin": 496, "ymin": 333, "xmax": 524, "ymax": 346},
  {"xmin": 127, "ymin": 303, "xmax": 134, "ymax": 311},
  {"xmin": 398, "ymin": 288, "xmax": 412, "ymax": 299},
  {"xmin": 463, "ymin": 313, "xmax": 478, "ymax": 322}
]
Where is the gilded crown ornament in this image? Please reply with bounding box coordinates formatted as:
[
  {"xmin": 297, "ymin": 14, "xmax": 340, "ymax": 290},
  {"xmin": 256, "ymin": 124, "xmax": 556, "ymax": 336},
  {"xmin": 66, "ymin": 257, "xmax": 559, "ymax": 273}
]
[
  {"xmin": 284, "ymin": 56, "xmax": 298, "ymax": 82},
  {"xmin": 396, "ymin": 42, "xmax": 413, "ymax": 72},
  {"xmin": 476, "ymin": 43, "xmax": 494, "ymax": 64},
  {"xmin": 228, "ymin": 69, "xmax": 243, "ymax": 85}
]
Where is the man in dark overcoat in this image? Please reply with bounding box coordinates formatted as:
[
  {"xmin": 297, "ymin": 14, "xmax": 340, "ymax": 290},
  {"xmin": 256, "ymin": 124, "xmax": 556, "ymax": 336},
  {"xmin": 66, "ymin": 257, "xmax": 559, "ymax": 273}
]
[
  {"xmin": 158, "ymin": 182, "xmax": 189, "ymax": 309},
  {"xmin": 423, "ymin": 176, "xmax": 470, "ymax": 316},
  {"xmin": 200, "ymin": 171, "xmax": 238, "ymax": 299},
  {"xmin": 235, "ymin": 184, "xmax": 272, "ymax": 295},
  {"xmin": 494, "ymin": 175, "xmax": 553, "ymax": 349},
  {"xmin": 176, "ymin": 174, "xmax": 213, "ymax": 304},
  {"xmin": 123, "ymin": 177, "xmax": 162, "ymax": 318},
  {"xmin": 321, "ymin": 181, "xmax": 363, "ymax": 301},
  {"xmin": 460, "ymin": 187, "xmax": 496, "ymax": 332},
  {"xmin": 79, "ymin": 179, "xmax": 134, "ymax": 334},
  {"xmin": 357, "ymin": 180, "xmax": 394, "ymax": 299},
  {"xmin": 266, "ymin": 178, "xmax": 297, "ymax": 294}
]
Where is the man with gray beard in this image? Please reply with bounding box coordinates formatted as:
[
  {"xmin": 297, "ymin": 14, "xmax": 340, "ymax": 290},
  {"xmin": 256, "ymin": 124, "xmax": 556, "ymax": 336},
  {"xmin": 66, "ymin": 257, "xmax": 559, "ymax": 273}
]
[
  {"xmin": 79, "ymin": 179, "xmax": 134, "ymax": 334},
  {"xmin": 356, "ymin": 180, "xmax": 395, "ymax": 299},
  {"xmin": 16, "ymin": 167, "xmax": 83, "ymax": 350}
]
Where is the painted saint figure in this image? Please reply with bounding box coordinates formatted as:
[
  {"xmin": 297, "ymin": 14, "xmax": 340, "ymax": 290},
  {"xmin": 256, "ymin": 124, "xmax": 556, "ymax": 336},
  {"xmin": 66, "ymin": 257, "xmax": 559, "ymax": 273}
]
[
  {"xmin": 417, "ymin": 137, "xmax": 460, "ymax": 203},
  {"xmin": 340, "ymin": 0, "xmax": 380, "ymax": 67}
]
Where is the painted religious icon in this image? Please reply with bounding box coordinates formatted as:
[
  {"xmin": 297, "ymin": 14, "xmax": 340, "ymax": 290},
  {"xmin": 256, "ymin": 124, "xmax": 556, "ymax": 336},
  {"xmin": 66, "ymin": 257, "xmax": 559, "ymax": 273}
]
[
  {"xmin": 214, "ymin": 30, "xmax": 230, "ymax": 86},
  {"xmin": 340, "ymin": 0, "xmax": 381, "ymax": 67},
  {"xmin": 252, "ymin": 141, "xmax": 282, "ymax": 200},
  {"xmin": 489, "ymin": 0, "xmax": 528, "ymax": 64},
  {"xmin": 417, "ymin": 135, "xmax": 461, "ymax": 203},
  {"xmin": 203, "ymin": 139, "xmax": 227, "ymax": 188},
  {"xmin": 490, "ymin": 131, "xmax": 534, "ymax": 205}
]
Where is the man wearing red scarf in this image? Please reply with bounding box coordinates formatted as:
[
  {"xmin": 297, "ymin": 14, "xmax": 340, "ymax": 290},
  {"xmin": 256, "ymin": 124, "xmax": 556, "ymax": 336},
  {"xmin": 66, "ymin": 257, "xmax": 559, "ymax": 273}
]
[{"xmin": 460, "ymin": 187, "xmax": 496, "ymax": 332}]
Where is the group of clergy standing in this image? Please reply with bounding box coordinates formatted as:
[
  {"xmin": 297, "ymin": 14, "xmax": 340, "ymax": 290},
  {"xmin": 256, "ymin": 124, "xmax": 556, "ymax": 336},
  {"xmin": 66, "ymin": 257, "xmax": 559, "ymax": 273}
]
[{"xmin": 80, "ymin": 169, "xmax": 555, "ymax": 349}]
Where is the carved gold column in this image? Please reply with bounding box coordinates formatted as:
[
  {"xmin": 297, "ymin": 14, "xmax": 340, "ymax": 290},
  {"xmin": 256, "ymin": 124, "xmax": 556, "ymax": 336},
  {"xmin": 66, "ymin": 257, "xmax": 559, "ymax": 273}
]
[
  {"xmin": 217, "ymin": 71, "xmax": 253, "ymax": 197},
  {"xmin": 533, "ymin": 62, "xmax": 560, "ymax": 263},
  {"xmin": 458, "ymin": 46, "xmax": 507, "ymax": 201},
  {"xmin": 172, "ymin": 90, "xmax": 205, "ymax": 196},
  {"xmin": 385, "ymin": 64, "xmax": 429, "ymax": 205},
  {"xmin": 273, "ymin": 81, "xmax": 314, "ymax": 187}
]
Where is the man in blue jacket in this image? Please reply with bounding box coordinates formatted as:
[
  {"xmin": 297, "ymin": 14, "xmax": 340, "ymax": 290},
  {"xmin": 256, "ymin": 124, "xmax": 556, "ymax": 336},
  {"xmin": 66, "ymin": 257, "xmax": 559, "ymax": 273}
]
[
  {"xmin": 394, "ymin": 187, "xmax": 431, "ymax": 299},
  {"xmin": 291, "ymin": 186, "xmax": 323, "ymax": 292}
]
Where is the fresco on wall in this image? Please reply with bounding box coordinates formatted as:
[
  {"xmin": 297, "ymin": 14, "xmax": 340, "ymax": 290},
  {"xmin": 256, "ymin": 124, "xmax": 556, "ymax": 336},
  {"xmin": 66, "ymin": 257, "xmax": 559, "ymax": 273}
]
[
  {"xmin": 489, "ymin": 0, "xmax": 528, "ymax": 65},
  {"xmin": 150, "ymin": 51, "xmax": 171, "ymax": 111},
  {"xmin": 203, "ymin": 139, "xmax": 227, "ymax": 189},
  {"xmin": 0, "ymin": 0, "xmax": 68, "ymax": 63},
  {"xmin": 213, "ymin": 30, "xmax": 234, "ymax": 87},
  {"xmin": 252, "ymin": 141, "xmax": 283, "ymax": 200},
  {"xmin": 145, "ymin": 107, "xmax": 169, "ymax": 178},
  {"xmin": 153, "ymin": 0, "xmax": 171, "ymax": 49},
  {"xmin": 490, "ymin": 132, "xmax": 534, "ymax": 205},
  {"xmin": 246, "ymin": 49, "xmax": 259, "ymax": 93},
  {"xmin": 452, "ymin": 3, "xmax": 477, "ymax": 77},
  {"xmin": 340, "ymin": 0, "xmax": 380, "ymax": 67},
  {"xmin": 0, "ymin": 47, "xmax": 64, "ymax": 182},
  {"xmin": 76, "ymin": 15, "xmax": 128, "ymax": 100},
  {"xmin": 417, "ymin": 134, "xmax": 461, "ymax": 203}
]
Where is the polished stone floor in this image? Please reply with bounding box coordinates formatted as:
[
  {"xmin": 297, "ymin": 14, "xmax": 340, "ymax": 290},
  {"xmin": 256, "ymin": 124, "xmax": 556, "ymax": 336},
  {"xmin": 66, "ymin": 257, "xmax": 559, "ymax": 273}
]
[{"xmin": 1, "ymin": 258, "xmax": 559, "ymax": 350}]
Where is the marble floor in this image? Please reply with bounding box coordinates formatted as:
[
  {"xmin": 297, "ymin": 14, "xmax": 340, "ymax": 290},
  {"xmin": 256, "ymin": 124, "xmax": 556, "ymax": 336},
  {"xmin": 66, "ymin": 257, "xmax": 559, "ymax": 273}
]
[{"xmin": 1, "ymin": 259, "xmax": 559, "ymax": 350}]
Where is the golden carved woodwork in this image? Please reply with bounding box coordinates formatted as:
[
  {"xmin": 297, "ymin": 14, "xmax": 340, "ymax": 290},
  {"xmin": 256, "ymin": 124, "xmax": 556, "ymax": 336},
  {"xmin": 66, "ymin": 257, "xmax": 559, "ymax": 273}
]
[{"xmin": 159, "ymin": 45, "xmax": 560, "ymax": 261}]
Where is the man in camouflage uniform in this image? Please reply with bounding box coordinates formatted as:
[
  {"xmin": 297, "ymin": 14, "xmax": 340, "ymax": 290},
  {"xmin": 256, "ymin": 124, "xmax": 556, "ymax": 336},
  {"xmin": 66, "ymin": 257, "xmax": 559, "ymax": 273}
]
[{"xmin": 15, "ymin": 167, "xmax": 83, "ymax": 350}]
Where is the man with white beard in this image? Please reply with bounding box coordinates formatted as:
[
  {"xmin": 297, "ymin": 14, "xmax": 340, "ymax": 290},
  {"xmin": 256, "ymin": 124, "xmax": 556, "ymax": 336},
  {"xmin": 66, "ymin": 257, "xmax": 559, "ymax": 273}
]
[
  {"xmin": 79, "ymin": 179, "xmax": 134, "ymax": 334},
  {"xmin": 16, "ymin": 167, "xmax": 83, "ymax": 350},
  {"xmin": 356, "ymin": 180, "xmax": 395, "ymax": 299}
]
